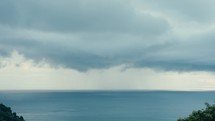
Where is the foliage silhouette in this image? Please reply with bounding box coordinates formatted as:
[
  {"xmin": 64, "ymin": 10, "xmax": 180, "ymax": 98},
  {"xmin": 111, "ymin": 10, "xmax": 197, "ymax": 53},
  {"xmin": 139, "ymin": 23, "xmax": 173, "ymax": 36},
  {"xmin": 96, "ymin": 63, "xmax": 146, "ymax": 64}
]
[
  {"xmin": 0, "ymin": 103, "xmax": 25, "ymax": 121},
  {"xmin": 178, "ymin": 103, "xmax": 215, "ymax": 121}
]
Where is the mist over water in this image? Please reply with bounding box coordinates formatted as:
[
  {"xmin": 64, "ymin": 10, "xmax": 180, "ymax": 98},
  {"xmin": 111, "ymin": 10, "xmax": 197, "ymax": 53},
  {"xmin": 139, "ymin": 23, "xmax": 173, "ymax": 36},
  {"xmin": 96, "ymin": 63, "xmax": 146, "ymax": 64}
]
[{"xmin": 0, "ymin": 91, "xmax": 215, "ymax": 121}]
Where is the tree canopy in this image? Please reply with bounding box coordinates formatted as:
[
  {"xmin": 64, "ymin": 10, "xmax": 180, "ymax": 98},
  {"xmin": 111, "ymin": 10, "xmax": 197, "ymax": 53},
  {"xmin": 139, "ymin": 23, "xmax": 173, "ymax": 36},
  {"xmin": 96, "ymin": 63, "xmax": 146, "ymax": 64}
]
[
  {"xmin": 178, "ymin": 103, "xmax": 215, "ymax": 121},
  {"xmin": 0, "ymin": 103, "xmax": 25, "ymax": 121}
]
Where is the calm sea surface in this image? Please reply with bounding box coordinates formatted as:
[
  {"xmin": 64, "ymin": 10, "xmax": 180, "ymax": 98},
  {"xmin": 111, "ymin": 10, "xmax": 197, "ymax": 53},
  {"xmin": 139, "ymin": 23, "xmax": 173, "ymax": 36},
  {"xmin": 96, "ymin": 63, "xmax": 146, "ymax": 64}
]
[{"xmin": 0, "ymin": 91, "xmax": 215, "ymax": 121}]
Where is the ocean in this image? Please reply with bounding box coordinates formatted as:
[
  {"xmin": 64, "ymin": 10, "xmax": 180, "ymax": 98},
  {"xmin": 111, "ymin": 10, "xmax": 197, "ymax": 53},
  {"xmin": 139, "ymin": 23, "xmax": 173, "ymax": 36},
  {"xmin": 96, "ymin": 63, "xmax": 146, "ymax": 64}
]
[{"xmin": 0, "ymin": 91, "xmax": 215, "ymax": 121}]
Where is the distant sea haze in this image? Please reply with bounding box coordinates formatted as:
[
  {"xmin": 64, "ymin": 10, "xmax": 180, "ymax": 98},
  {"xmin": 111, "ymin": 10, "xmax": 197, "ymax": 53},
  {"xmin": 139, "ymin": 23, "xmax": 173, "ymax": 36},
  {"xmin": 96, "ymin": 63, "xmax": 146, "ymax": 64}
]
[{"xmin": 1, "ymin": 91, "xmax": 215, "ymax": 121}]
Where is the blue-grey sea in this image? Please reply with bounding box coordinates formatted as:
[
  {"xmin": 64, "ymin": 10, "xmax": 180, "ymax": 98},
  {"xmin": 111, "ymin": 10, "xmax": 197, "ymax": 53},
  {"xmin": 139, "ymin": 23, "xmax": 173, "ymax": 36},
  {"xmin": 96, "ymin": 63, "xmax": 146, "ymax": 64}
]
[{"xmin": 1, "ymin": 91, "xmax": 215, "ymax": 121}]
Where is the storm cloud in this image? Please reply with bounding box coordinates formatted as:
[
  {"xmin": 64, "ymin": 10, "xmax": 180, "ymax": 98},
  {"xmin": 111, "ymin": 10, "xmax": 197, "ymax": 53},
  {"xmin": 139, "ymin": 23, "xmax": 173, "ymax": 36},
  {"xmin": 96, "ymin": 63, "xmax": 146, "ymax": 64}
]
[{"xmin": 0, "ymin": 0, "xmax": 215, "ymax": 71}]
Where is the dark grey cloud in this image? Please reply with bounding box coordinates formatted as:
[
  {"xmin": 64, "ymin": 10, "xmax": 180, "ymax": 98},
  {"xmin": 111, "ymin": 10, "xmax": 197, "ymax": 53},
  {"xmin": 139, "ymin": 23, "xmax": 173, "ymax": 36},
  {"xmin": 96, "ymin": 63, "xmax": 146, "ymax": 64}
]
[
  {"xmin": 0, "ymin": 0, "xmax": 215, "ymax": 72},
  {"xmin": 0, "ymin": 0, "xmax": 168, "ymax": 34},
  {"xmin": 140, "ymin": 0, "xmax": 215, "ymax": 23}
]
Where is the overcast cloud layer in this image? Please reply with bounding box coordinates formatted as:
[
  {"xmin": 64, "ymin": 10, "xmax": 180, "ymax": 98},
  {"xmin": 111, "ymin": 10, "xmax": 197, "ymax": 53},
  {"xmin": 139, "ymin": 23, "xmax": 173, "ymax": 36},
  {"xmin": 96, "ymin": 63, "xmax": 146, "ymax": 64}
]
[{"xmin": 1, "ymin": 0, "xmax": 215, "ymax": 71}]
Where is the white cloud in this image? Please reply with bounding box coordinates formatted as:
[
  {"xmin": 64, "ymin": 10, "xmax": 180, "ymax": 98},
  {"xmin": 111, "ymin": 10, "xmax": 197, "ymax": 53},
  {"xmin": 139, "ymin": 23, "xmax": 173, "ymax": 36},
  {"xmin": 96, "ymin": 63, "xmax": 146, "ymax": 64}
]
[{"xmin": 0, "ymin": 51, "xmax": 215, "ymax": 90}]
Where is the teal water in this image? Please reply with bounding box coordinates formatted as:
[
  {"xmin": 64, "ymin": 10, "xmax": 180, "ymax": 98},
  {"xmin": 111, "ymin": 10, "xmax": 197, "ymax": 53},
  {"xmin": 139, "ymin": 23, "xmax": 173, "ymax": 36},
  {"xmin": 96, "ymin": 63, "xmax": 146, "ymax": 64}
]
[{"xmin": 0, "ymin": 91, "xmax": 215, "ymax": 121}]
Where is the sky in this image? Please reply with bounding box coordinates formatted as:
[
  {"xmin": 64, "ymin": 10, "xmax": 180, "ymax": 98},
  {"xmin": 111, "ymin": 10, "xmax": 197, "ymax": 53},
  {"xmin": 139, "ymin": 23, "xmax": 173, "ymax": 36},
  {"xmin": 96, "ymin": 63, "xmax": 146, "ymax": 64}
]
[{"xmin": 1, "ymin": 0, "xmax": 215, "ymax": 90}]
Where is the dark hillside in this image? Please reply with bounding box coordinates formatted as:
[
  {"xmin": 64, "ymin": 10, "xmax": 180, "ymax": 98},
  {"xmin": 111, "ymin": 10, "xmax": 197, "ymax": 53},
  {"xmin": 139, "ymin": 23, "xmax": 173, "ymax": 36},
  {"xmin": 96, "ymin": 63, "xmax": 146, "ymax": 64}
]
[
  {"xmin": 0, "ymin": 103, "xmax": 25, "ymax": 121},
  {"xmin": 178, "ymin": 103, "xmax": 215, "ymax": 121}
]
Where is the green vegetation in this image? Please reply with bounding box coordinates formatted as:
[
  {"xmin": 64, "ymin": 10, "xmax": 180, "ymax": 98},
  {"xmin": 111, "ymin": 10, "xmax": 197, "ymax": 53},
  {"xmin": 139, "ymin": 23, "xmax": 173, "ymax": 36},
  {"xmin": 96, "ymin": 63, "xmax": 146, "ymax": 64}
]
[
  {"xmin": 178, "ymin": 103, "xmax": 215, "ymax": 121},
  {"xmin": 0, "ymin": 103, "xmax": 25, "ymax": 121}
]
